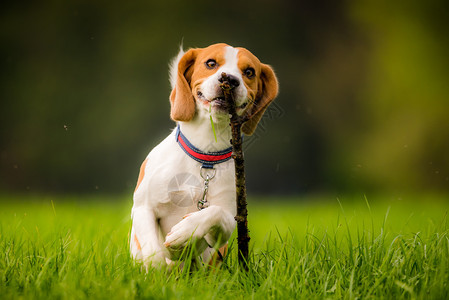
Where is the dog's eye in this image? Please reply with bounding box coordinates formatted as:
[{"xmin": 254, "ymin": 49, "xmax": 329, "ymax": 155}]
[
  {"xmin": 244, "ymin": 67, "xmax": 255, "ymax": 79},
  {"xmin": 205, "ymin": 59, "xmax": 218, "ymax": 69}
]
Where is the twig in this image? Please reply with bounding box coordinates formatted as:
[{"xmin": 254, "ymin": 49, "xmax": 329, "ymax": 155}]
[{"xmin": 220, "ymin": 72, "xmax": 250, "ymax": 270}]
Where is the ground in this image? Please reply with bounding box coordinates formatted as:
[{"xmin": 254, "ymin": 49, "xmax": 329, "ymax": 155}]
[{"xmin": 1, "ymin": 194, "xmax": 448, "ymax": 299}]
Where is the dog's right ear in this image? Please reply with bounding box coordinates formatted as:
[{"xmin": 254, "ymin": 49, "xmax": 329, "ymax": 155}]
[
  {"xmin": 169, "ymin": 48, "xmax": 199, "ymax": 122},
  {"xmin": 242, "ymin": 63, "xmax": 279, "ymax": 136}
]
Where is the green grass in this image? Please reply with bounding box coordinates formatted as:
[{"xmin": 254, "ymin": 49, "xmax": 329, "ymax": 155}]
[{"xmin": 1, "ymin": 195, "xmax": 448, "ymax": 299}]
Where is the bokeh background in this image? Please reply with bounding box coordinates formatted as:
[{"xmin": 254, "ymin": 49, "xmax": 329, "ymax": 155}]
[{"xmin": 1, "ymin": 0, "xmax": 448, "ymax": 197}]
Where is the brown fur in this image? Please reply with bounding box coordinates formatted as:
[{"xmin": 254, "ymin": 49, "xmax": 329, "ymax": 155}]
[
  {"xmin": 242, "ymin": 63, "xmax": 279, "ymax": 135},
  {"xmin": 134, "ymin": 233, "xmax": 142, "ymax": 251},
  {"xmin": 170, "ymin": 44, "xmax": 279, "ymax": 135},
  {"xmin": 170, "ymin": 49, "xmax": 199, "ymax": 121},
  {"xmin": 208, "ymin": 244, "xmax": 228, "ymax": 266},
  {"xmin": 134, "ymin": 158, "xmax": 148, "ymax": 193}
]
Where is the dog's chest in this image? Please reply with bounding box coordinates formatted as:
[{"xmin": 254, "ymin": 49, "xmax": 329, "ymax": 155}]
[
  {"xmin": 166, "ymin": 172, "xmax": 203, "ymax": 208},
  {"xmin": 156, "ymin": 168, "xmax": 235, "ymax": 212},
  {"xmin": 143, "ymin": 133, "xmax": 236, "ymax": 216}
]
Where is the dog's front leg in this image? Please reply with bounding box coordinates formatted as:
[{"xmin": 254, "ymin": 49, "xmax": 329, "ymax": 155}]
[
  {"xmin": 164, "ymin": 205, "xmax": 236, "ymax": 257},
  {"xmin": 131, "ymin": 206, "xmax": 168, "ymax": 268}
]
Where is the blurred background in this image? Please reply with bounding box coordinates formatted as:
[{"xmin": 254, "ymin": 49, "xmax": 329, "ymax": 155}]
[{"xmin": 1, "ymin": 0, "xmax": 448, "ymax": 197}]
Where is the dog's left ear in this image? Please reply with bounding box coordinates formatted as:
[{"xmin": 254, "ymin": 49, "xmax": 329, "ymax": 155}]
[
  {"xmin": 242, "ymin": 64, "xmax": 279, "ymax": 136},
  {"xmin": 169, "ymin": 49, "xmax": 199, "ymax": 122}
]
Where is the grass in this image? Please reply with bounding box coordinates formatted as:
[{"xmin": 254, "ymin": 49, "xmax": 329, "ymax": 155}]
[{"xmin": 0, "ymin": 194, "xmax": 448, "ymax": 299}]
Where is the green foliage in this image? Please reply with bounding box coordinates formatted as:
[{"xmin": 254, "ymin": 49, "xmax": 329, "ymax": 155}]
[
  {"xmin": 1, "ymin": 195, "xmax": 448, "ymax": 299},
  {"xmin": 209, "ymin": 103, "xmax": 217, "ymax": 143},
  {"xmin": 1, "ymin": 1, "xmax": 448, "ymax": 194}
]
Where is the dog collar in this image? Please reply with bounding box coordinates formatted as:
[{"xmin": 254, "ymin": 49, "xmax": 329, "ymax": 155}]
[{"xmin": 175, "ymin": 125, "xmax": 233, "ymax": 169}]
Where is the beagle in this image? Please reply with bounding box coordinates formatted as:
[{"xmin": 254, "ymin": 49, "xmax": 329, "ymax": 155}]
[{"xmin": 130, "ymin": 43, "xmax": 278, "ymax": 268}]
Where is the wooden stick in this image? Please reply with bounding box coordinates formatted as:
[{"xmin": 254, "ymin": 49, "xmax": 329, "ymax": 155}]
[{"xmin": 220, "ymin": 72, "xmax": 250, "ymax": 270}]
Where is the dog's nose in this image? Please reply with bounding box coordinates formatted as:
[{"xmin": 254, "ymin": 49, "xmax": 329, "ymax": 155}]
[{"xmin": 219, "ymin": 73, "xmax": 240, "ymax": 89}]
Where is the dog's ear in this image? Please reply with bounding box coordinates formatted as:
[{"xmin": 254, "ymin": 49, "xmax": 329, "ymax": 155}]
[
  {"xmin": 169, "ymin": 48, "xmax": 199, "ymax": 122},
  {"xmin": 242, "ymin": 63, "xmax": 279, "ymax": 136}
]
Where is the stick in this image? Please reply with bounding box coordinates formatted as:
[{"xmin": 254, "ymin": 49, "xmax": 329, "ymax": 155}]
[{"xmin": 220, "ymin": 72, "xmax": 250, "ymax": 270}]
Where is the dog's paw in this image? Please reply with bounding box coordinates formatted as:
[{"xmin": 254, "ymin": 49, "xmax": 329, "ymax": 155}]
[{"xmin": 164, "ymin": 212, "xmax": 207, "ymax": 249}]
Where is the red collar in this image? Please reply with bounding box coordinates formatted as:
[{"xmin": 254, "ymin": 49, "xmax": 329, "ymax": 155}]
[{"xmin": 176, "ymin": 125, "xmax": 233, "ymax": 169}]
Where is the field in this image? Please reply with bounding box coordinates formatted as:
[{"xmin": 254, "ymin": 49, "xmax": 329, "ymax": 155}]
[{"xmin": 1, "ymin": 194, "xmax": 448, "ymax": 299}]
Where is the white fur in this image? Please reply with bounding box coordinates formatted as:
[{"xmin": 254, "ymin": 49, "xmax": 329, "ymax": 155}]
[
  {"xmin": 130, "ymin": 130, "xmax": 236, "ymax": 267},
  {"xmin": 129, "ymin": 44, "xmax": 271, "ymax": 268},
  {"xmin": 182, "ymin": 46, "xmax": 249, "ymax": 152},
  {"xmin": 169, "ymin": 45, "xmax": 185, "ymax": 89},
  {"xmin": 200, "ymin": 46, "xmax": 248, "ymax": 109},
  {"xmin": 131, "ymin": 46, "xmax": 246, "ymax": 268}
]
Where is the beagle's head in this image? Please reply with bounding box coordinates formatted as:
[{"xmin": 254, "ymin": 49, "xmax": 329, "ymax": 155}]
[{"xmin": 169, "ymin": 43, "xmax": 278, "ymax": 135}]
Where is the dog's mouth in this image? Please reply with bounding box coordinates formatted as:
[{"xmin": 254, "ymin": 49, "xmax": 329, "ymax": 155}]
[
  {"xmin": 197, "ymin": 91, "xmax": 248, "ymax": 110},
  {"xmin": 197, "ymin": 91, "xmax": 228, "ymax": 110}
]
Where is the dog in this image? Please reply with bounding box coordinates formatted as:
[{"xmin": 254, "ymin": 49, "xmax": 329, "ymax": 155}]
[{"xmin": 130, "ymin": 43, "xmax": 278, "ymax": 268}]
